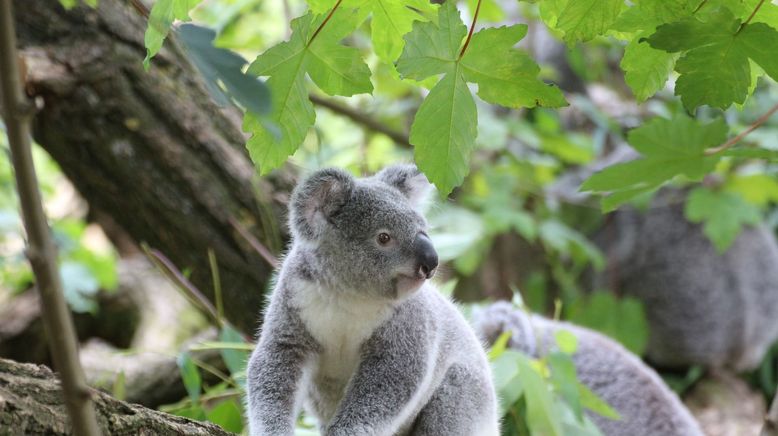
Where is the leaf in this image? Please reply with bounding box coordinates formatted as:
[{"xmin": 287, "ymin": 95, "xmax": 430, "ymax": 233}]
[
  {"xmin": 555, "ymin": 0, "xmax": 626, "ymax": 42},
  {"xmin": 722, "ymin": 147, "xmax": 778, "ymax": 161},
  {"xmin": 410, "ymin": 68, "xmax": 477, "ymax": 194},
  {"xmin": 685, "ymin": 187, "xmax": 761, "ymax": 253},
  {"xmin": 206, "ymin": 399, "xmax": 244, "ymax": 433},
  {"xmin": 396, "ymin": 2, "xmax": 466, "ymax": 80},
  {"xmin": 488, "ymin": 331, "xmax": 513, "ymax": 360},
  {"xmin": 244, "ymin": 10, "xmax": 372, "ymax": 174},
  {"xmin": 177, "ymin": 24, "xmax": 270, "ymax": 115},
  {"xmin": 581, "ymin": 115, "xmax": 727, "ymax": 210},
  {"xmin": 646, "ymin": 9, "xmax": 778, "ymax": 110},
  {"xmin": 365, "ymin": 0, "xmax": 438, "ymax": 62},
  {"xmin": 59, "ymin": 262, "xmax": 100, "ymax": 314},
  {"xmin": 568, "ymin": 292, "xmax": 648, "ymax": 355},
  {"xmin": 621, "ymin": 36, "xmax": 677, "ymax": 102},
  {"xmin": 112, "ymin": 371, "xmax": 126, "ymax": 401},
  {"xmin": 579, "ymin": 383, "xmax": 621, "ymax": 420},
  {"xmin": 398, "ymin": 2, "xmax": 565, "ymax": 194},
  {"xmin": 219, "ymin": 325, "xmax": 249, "ymax": 386},
  {"xmin": 177, "ymin": 351, "xmax": 202, "ymax": 403},
  {"xmin": 612, "ymin": 0, "xmax": 697, "ymax": 32},
  {"xmin": 548, "ymin": 352, "xmax": 583, "ymax": 421},
  {"xmin": 460, "ymin": 26, "xmax": 568, "ymax": 108},
  {"xmin": 725, "ymin": 174, "xmax": 778, "ymax": 206},
  {"xmin": 554, "ymin": 330, "xmax": 578, "ymax": 354},
  {"xmin": 143, "ymin": 0, "xmax": 203, "ymax": 69},
  {"xmin": 517, "ymin": 354, "xmax": 564, "ymax": 436}
]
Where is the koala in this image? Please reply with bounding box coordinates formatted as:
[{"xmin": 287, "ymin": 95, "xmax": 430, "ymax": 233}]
[
  {"xmin": 594, "ymin": 189, "xmax": 778, "ymax": 371},
  {"xmin": 246, "ymin": 165, "xmax": 499, "ymax": 436},
  {"xmin": 473, "ymin": 302, "xmax": 704, "ymax": 436}
]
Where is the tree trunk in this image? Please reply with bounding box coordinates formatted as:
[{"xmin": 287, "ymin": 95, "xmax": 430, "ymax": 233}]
[
  {"xmin": 12, "ymin": 0, "xmax": 293, "ymax": 334},
  {"xmin": 0, "ymin": 357, "xmax": 234, "ymax": 435}
]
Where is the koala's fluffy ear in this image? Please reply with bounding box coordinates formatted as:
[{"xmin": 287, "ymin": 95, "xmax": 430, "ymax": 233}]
[
  {"xmin": 290, "ymin": 168, "xmax": 354, "ymax": 240},
  {"xmin": 375, "ymin": 164, "xmax": 433, "ymax": 210}
]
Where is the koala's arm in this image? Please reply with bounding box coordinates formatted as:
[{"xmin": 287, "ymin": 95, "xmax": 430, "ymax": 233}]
[
  {"xmin": 325, "ymin": 309, "xmax": 434, "ymax": 436},
  {"xmin": 246, "ymin": 305, "xmax": 317, "ymax": 436}
]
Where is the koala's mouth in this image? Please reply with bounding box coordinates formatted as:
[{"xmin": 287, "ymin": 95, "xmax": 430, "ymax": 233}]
[{"xmin": 395, "ymin": 273, "xmax": 428, "ymax": 295}]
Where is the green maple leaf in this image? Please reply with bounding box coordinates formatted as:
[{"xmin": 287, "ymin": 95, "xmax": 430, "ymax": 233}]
[
  {"xmin": 308, "ymin": 0, "xmax": 437, "ymax": 62},
  {"xmin": 646, "ymin": 9, "xmax": 778, "ymax": 110},
  {"xmin": 620, "ymin": 35, "xmax": 678, "ymax": 102},
  {"xmin": 397, "ymin": 2, "xmax": 566, "ymax": 194},
  {"xmin": 244, "ymin": 10, "xmax": 372, "ymax": 174},
  {"xmin": 581, "ymin": 115, "xmax": 727, "ymax": 211},
  {"xmin": 685, "ymin": 188, "xmax": 761, "ymax": 253},
  {"xmin": 543, "ymin": 0, "xmax": 626, "ymax": 42},
  {"xmin": 143, "ymin": 0, "xmax": 202, "ymax": 69}
]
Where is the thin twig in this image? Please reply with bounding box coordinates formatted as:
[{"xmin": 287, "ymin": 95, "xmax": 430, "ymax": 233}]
[
  {"xmin": 228, "ymin": 216, "xmax": 280, "ymax": 268},
  {"xmin": 309, "ymin": 94, "xmax": 412, "ymax": 148},
  {"xmin": 738, "ymin": 0, "xmax": 766, "ymax": 33},
  {"xmin": 142, "ymin": 245, "xmax": 222, "ymax": 326},
  {"xmin": 705, "ymin": 102, "xmax": 778, "ymax": 155},
  {"xmin": 459, "ymin": 0, "xmax": 483, "ymax": 59},
  {"xmin": 207, "ymin": 248, "xmax": 224, "ymax": 321},
  {"xmin": 0, "ymin": 1, "xmax": 100, "ymax": 434}
]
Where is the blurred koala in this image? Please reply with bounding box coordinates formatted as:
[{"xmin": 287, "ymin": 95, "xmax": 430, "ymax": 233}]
[
  {"xmin": 474, "ymin": 302, "xmax": 704, "ymax": 436},
  {"xmin": 246, "ymin": 165, "xmax": 498, "ymax": 436},
  {"xmin": 595, "ymin": 189, "xmax": 778, "ymax": 371}
]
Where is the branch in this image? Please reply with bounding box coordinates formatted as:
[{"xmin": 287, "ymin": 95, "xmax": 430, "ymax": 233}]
[
  {"xmin": 309, "ymin": 94, "xmax": 412, "ymax": 148},
  {"xmin": 0, "ymin": 358, "xmax": 233, "ymax": 435},
  {"xmin": 459, "ymin": 0, "xmax": 482, "ymax": 59},
  {"xmin": 705, "ymin": 102, "xmax": 778, "ymax": 156},
  {"xmin": 762, "ymin": 390, "xmax": 778, "ymax": 436},
  {"xmin": 739, "ymin": 0, "xmax": 766, "ymax": 33},
  {"xmin": 0, "ymin": 1, "xmax": 100, "ymax": 435}
]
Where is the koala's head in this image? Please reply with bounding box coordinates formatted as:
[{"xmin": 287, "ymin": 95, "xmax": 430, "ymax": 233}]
[{"xmin": 289, "ymin": 164, "xmax": 438, "ymax": 299}]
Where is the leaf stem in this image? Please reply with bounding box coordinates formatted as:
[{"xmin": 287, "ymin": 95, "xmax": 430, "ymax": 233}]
[
  {"xmin": 307, "ymin": 0, "xmax": 344, "ymax": 47},
  {"xmin": 738, "ymin": 0, "xmax": 766, "ymax": 34},
  {"xmin": 459, "ymin": 0, "xmax": 482, "ymax": 59},
  {"xmin": 692, "ymin": 0, "xmax": 709, "ymax": 14},
  {"xmin": 705, "ymin": 102, "xmax": 778, "ymax": 155}
]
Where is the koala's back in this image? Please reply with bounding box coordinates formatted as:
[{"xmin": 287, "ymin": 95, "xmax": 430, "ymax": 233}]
[
  {"xmin": 474, "ymin": 302, "xmax": 704, "ymax": 436},
  {"xmin": 603, "ymin": 202, "xmax": 778, "ymax": 370}
]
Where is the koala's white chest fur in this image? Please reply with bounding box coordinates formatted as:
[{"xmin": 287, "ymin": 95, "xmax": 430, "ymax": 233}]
[{"xmin": 291, "ymin": 284, "xmax": 395, "ymax": 384}]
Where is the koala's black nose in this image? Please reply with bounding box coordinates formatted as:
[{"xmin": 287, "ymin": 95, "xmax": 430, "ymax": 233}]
[{"xmin": 414, "ymin": 233, "xmax": 438, "ymax": 279}]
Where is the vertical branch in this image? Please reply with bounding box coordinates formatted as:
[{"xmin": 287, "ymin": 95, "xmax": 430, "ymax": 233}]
[
  {"xmin": 762, "ymin": 390, "xmax": 778, "ymax": 436},
  {"xmin": 0, "ymin": 1, "xmax": 101, "ymax": 435}
]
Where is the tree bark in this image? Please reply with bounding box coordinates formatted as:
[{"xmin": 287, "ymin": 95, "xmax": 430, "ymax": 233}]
[
  {"xmin": 0, "ymin": 357, "xmax": 234, "ymax": 435},
  {"xmin": 12, "ymin": 0, "xmax": 293, "ymax": 334}
]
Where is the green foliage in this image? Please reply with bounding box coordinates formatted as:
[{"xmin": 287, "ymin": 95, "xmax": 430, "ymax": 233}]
[
  {"xmin": 177, "ymin": 351, "xmax": 202, "ymax": 403},
  {"xmin": 244, "ymin": 8, "xmax": 371, "ymax": 174},
  {"xmin": 490, "ymin": 324, "xmax": 619, "ymax": 436},
  {"xmin": 398, "ymin": 2, "xmax": 565, "ymax": 193},
  {"xmin": 685, "ymin": 187, "xmax": 762, "ymax": 253},
  {"xmin": 144, "ymin": 0, "xmax": 203, "ymax": 69},
  {"xmin": 177, "ymin": 24, "xmax": 270, "ymax": 115},
  {"xmin": 646, "ymin": 9, "xmax": 778, "ymax": 110},
  {"xmin": 567, "ymin": 292, "xmax": 649, "ymax": 356},
  {"xmin": 581, "ymin": 115, "xmax": 727, "ymax": 211}
]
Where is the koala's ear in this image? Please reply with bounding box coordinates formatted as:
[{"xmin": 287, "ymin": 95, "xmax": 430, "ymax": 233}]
[
  {"xmin": 290, "ymin": 168, "xmax": 354, "ymax": 240},
  {"xmin": 375, "ymin": 164, "xmax": 433, "ymax": 209}
]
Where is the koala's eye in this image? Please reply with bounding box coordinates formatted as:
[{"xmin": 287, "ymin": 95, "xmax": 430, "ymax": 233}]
[{"xmin": 377, "ymin": 233, "xmax": 391, "ymax": 245}]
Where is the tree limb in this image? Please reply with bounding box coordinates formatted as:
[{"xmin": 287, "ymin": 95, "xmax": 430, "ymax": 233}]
[
  {"xmin": 309, "ymin": 94, "xmax": 412, "ymax": 148},
  {"xmin": 1, "ymin": 1, "xmax": 99, "ymax": 434},
  {"xmin": 0, "ymin": 358, "xmax": 234, "ymax": 435}
]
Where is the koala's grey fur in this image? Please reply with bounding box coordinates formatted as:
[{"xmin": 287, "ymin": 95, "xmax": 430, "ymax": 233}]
[
  {"xmin": 595, "ymin": 189, "xmax": 778, "ymax": 371},
  {"xmin": 474, "ymin": 302, "xmax": 704, "ymax": 436},
  {"xmin": 246, "ymin": 165, "xmax": 498, "ymax": 436}
]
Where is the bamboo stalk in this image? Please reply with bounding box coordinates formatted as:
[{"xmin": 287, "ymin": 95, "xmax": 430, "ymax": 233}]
[{"xmin": 0, "ymin": 1, "xmax": 100, "ymax": 434}]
